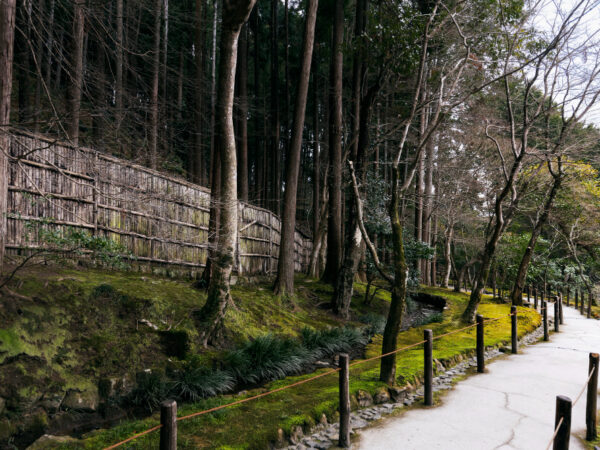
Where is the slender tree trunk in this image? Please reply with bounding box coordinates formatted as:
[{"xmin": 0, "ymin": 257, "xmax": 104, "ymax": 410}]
[
  {"xmin": 510, "ymin": 167, "xmax": 563, "ymax": 306},
  {"xmin": 115, "ymin": 0, "xmax": 123, "ymax": 137},
  {"xmin": 423, "ymin": 137, "xmax": 434, "ymax": 284},
  {"xmin": 321, "ymin": 0, "xmax": 344, "ymax": 285},
  {"xmin": 44, "ymin": 0, "xmax": 55, "ymax": 88},
  {"xmin": 380, "ymin": 166, "xmax": 408, "ymax": 384},
  {"xmin": 441, "ymin": 225, "xmax": 453, "ymax": 288},
  {"xmin": 32, "ymin": 0, "xmax": 45, "ymax": 132},
  {"xmin": 273, "ymin": 0, "xmax": 319, "ymax": 295},
  {"xmin": 149, "ymin": 0, "xmax": 161, "ymax": 168},
  {"xmin": 199, "ymin": 0, "xmax": 256, "ymax": 346},
  {"xmin": 16, "ymin": 0, "xmax": 30, "ymax": 125},
  {"xmin": 312, "ymin": 51, "xmax": 320, "ymax": 242},
  {"xmin": 192, "ymin": 0, "xmax": 204, "ymax": 183},
  {"xmin": 0, "ymin": 0, "xmax": 15, "ymax": 273},
  {"xmin": 67, "ymin": 0, "xmax": 85, "ymax": 144},
  {"xmin": 161, "ymin": 0, "xmax": 169, "ymax": 153},
  {"xmin": 209, "ymin": 0, "xmax": 218, "ymax": 182},
  {"xmin": 269, "ymin": 0, "xmax": 280, "ymax": 214},
  {"xmin": 235, "ymin": 23, "xmax": 249, "ymax": 201}
]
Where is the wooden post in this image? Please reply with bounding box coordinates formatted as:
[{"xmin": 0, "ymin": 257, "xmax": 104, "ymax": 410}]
[
  {"xmin": 476, "ymin": 314, "xmax": 484, "ymax": 373},
  {"xmin": 581, "ymin": 289, "xmax": 585, "ymax": 315},
  {"xmin": 424, "ymin": 329, "xmax": 433, "ymax": 406},
  {"xmin": 559, "ymin": 295, "xmax": 564, "ymax": 325},
  {"xmin": 575, "ymin": 289, "xmax": 579, "ymax": 309},
  {"xmin": 543, "ymin": 300, "xmax": 549, "ymax": 341},
  {"xmin": 511, "ymin": 305, "xmax": 517, "ymax": 354},
  {"xmin": 587, "ymin": 292, "xmax": 592, "ymax": 319},
  {"xmin": 586, "ymin": 353, "xmax": 599, "ymax": 441},
  {"xmin": 160, "ymin": 399, "xmax": 177, "ymax": 450},
  {"xmin": 534, "ymin": 287, "xmax": 538, "ymax": 310},
  {"xmin": 338, "ymin": 353, "xmax": 350, "ymax": 448},
  {"xmin": 526, "ymin": 285, "xmax": 530, "ymax": 304},
  {"xmin": 566, "ymin": 288, "xmax": 570, "ymax": 307},
  {"xmin": 554, "ymin": 299, "xmax": 560, "ymax": 333},
  {"xmin": 553, "ymin": 395, "xmax": 572, "ymax": 450}
]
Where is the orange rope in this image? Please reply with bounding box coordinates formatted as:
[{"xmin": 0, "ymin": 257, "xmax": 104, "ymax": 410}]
[
  {"xmin": 105, "ymin": 310, "xmax": 516, "ymax": 448},
  {"xmin": 349, "ymin": 339, "xmax": 428, "ymax": 368},
  {"xmin": 573, "ymin": 366, "xmax": 595, "ymax": 406},
  {"xmin": 546, "ymin": 416, "xmax": 565, "ymax": 450},
  {"xmin": 103, "ymin": 425, "xmax": 162, "ymax": 450}
]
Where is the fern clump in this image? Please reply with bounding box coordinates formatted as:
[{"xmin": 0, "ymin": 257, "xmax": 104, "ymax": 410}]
[{"xmin": 301, "ymin": 326, "xmax": 368, "ymax": 360}]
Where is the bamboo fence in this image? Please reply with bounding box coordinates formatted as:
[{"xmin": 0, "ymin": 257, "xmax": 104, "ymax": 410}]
[{"xmin": 4, "ymin": 130, "xmax": 312, "ymax": 276}]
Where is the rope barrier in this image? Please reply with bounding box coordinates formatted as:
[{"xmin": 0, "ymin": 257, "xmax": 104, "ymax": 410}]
[
  {"xmin": 104, "ymin": 309, "xmax": 518, "ymax": 449},
  {"xmin": 573, "ymin": 366, "xmax": 595, "ymax": 406},
  {"xmin": 546, "ymin": 416, "xmax": 564, "ymax": 450}
]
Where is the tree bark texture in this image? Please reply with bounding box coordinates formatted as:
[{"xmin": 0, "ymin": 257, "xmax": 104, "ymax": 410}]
[
  {"xmin": 68, "ymin": 0, "xmax": 85, "ymax": 144},
  {"xmin": 321, "ymin": 0, "xmax": 344, "ymax": 285},
  {"xmin": 199, "ymin": 0, "xmax": 256, "ymax": 346},
  {"xmin": 273, "ymin": 0, "xmax": 319, "ymax": 295},
  {"xmin": 0, "ymin": 0, "xmax": 16, "ymax": 274}
]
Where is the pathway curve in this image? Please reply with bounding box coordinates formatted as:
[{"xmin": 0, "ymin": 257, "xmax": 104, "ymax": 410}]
[{"xmin": 357, "ymin": 306, "xmax": 600, "ymax": 450}]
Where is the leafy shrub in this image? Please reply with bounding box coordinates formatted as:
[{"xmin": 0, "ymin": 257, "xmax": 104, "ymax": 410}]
[
  {"xmin": 359, "ymin": 313, "xmax": 386, "ymax": 335},
  {"xmin": 128, "ymin": 371, "xmax": 169, "ymax": 412},
  {"xmin": 169, "ymin": 359, "xmax": 235, "ymax": 401},
  {"xmin": 301, "ymin": 326, "xmax": 368, "ymax": 360},
  {"xmin": 224, "ymin": 335, "xmax": 310, "ymax": 385}
]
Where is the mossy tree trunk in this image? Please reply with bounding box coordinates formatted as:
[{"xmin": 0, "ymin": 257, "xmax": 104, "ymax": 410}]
[
  {"xmin": 199, "ymin": 0, "xmax": 256, "ymax": 347},
  {"xmin": 379, "ymin": 166, "xmax": 408, "ymax": 384}
]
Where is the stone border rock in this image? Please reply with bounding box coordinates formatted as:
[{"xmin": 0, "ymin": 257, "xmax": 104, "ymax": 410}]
[{"xmin": 281, "ymin": 321, "xmax": 546, "ymax": 450}]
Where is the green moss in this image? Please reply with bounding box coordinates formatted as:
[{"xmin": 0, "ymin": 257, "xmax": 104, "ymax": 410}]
[{"xmin": 50, "ymin": 284, "xmax": 539, "ymax": 450}]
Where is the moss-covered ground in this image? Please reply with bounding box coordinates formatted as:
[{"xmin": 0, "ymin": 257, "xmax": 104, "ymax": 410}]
[{"xmin": 6, "ymin": 275, "xmax": 538, "ymax": 450}]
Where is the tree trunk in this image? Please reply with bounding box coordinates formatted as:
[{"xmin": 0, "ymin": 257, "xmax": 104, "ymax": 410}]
[
  {"xmin": 235, "ymin": 23, "xmax": 249, "ymax": 201},
  {"xmin": 16, "ymin": 0, "xmax": 30, "ymax": 126},
  {"xmin": 0, "ymin": 0, "xmax": 16, "ymax": 274},
  {"xmin": 269, "ymin": 0, "xmax": 280, "ymax": 215},
  {"xmin": 115, "ymin": 0, "xmax": 123, "ymax": 137},
  {"xmin": 273, "ymin": 0, "xmax": 319, "ymax": 295},
  {"xmin": 209, "ymin": 0, "xmax": 218, "ymax": 182},
  {"xmin": 312, "ymin": 50, "xmax": 320, "ymax": 242},
  {"xmin": 199, "ymin": 0, "xmax": 256, "ymax": 346},
  {"xmin": 68, "ymin": 0, "xmax": 85, "ymax": 144},
  {"xmin": 321, "ymin": 0, "xmax": 344, "ymax": 285},
  {"xmin": 380, "ymin": 166, "xmax": 408, "ymax": 384},
  {"xmin": 192, "ymin": 0, "xmax": 204, "ymax": 183},
  {"xmin": 149, "ymin": 0, "xmax": 161, "ymax": 168},
  {"xmin": 441, "ymin": 225, "xmax": 453, "ymax": 288},
  {"xmin": 44, "ymin": 0, "xmax": 55, "ymax": 88},
  {"xmin": 32, "ymin": 0, "xmax": 45, "ymax": 133},
  {"xmin": 510, "ymin": 166, "xmax": 563, "ymax": 306}
]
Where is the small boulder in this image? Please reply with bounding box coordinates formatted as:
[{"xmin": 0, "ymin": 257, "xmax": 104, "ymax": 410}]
[
  {"xmin": 26, "ymin": 434, "xmax": 79, "ymax": 449},
  {"xmin": 373, "ymin": 387, "xmax": 390, "ymax": 404},
  {"xmin": 61, "ymin": 389, "xmax": 99, "ymax": 412},
  {"xmin": 434, "ymin": 359, "xmax": 445, "ymax": 373},
  {"xmin": 356, "ymin": 390, "xmax": 373, "ymax": 407},
  {"xmin": 388, "ymin": 386, "xmax": 408, "ymax": 403}
]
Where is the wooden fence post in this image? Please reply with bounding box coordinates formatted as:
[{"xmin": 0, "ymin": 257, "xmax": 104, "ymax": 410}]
[
  {"xmin": 575, "ymin": 289, "xmax": 579, "ymax": 309},
  {"xmin": 543, "ymin": 301, "xmax": 549, "ymax": 341},
  {"xmin": 534, "ymin": 287, "xmax": 538, "ymax": 310},
  {"xmin": 476, "ymin": 314, "xmax": 484, "ymax": 373},
  {"xmin": 424, "ymin": 329, "xmax": 433, "ymax": 406},
  {"xmin": 586, "ymin": 353, "xmax": 599, "ymax": 441},
  {"xmin": 511, "ymin": 306, "xmax": 517, "ymax": 354},
  {"xmin": 559, "ymin": 295, "xmax": 564, "ymax": 325},
  {"xmin": 338, "ymin": 353, "xmax": 351, "ymax": 448},
  {"xmin": 588, "ymin": 292, "xmax": 592, "ymax": 319},
  {"xmin": 160, "ymin": 399, "xmax": 177, "ymax": 450},
  {"xmin": 581, "ymin": 290, "xmax": 585, "ymax": 315},
  {"xmin": 566, "ymin": 289, "xmax": 570, "ymax": 307},
  {"xmin": 553, "ymin": 395, "xmax": 572, "ymax": 450},
  {"xmin": 526, "ymin": 285, "xmax": 530, "ymax": 304},
  {"xmin": 554, "ymin": 299, "xmax": 560, "ymax": 333}
]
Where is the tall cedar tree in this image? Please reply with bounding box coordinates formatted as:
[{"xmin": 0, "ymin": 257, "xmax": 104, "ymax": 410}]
[{"xmin": 273, "ymin": 0, "xmax": 319, "ymax": 295}]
